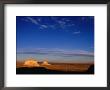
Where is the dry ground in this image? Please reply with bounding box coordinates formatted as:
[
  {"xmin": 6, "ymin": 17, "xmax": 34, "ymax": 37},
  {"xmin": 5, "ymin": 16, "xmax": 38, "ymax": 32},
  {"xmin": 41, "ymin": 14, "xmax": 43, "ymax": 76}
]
[{"xmin": 16, "ymin": 61, "xmax": 93, "ymax": 72}]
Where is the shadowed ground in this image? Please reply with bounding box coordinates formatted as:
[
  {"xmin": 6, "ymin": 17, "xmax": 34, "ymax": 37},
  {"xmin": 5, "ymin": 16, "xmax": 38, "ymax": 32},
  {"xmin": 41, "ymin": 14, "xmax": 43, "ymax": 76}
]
[{"xmin": 16, "ymin": 65, "xmax": 94, "ymax": 74}]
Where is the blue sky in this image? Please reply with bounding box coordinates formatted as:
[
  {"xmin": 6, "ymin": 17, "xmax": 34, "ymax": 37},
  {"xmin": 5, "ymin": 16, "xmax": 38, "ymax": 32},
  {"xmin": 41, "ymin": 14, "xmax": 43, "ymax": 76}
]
[{"xmin": 16, "ymin": 16, "xmax": 94, "ymax": 62}]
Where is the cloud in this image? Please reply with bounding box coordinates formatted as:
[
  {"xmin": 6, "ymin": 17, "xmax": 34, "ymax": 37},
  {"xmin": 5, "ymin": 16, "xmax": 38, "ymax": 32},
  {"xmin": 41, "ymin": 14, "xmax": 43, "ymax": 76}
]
[
  {"xmin": 61, "ymin": 18, "xmax": 71, "ymax": 22},
  {"xmin": 21, "ymin": 18, "xmax": 30, "ymax": 22},
  {"xmin": 17, "ymin": 48, "xmax": 94, "ymax": 57},
  {"xmin": 22, "ymin": 17, "xmax": 49, "ymax": 30},
  {"xmin": 39, "ymin": 24, "xmax": 48, "ymax": 30},
  {"xmin": 37, "ymin": 18, "xmax": 41, "ymax": 22},
  {"xmin": 51, "ymin": 17, "xmax": 76, "ymax": 29},
  {"xmin": 57, "ymin": 20, "xmax": 65, "ymax": 25},
  {"xmin": 67, "ymin": 23, "xmax": 75, "ymax": 27},
  {"xmin": 56, "ymin": 20, "xmax": 66, "ymax": 29},
  {"xmin": 73, "ymin": 31, "xmax": 80, "ymax": 34},
  {"xmin": 51, "ymin": 17, "xmax": 76, "ymax": 30},
  {"xmin": 63, "ymin": 50, "xmax": 94, "ymax": 56},
  {"xmin": 66, "ymin": 19, "xmax": 70, "ymax": 21},
  {"xmin": 26, "ymin": 17, "xmax": 39, "ymax": 25},
  {"xmin": 41, "ymin": 25, "xmax": 48, "ymax": 28},
  {"xmin": 51, "ymin": 17, "xmax": 66, "ymax": 29},
  {"xmin": 39, "ymin": 26, "xmax": 44, "ymax": 30}
]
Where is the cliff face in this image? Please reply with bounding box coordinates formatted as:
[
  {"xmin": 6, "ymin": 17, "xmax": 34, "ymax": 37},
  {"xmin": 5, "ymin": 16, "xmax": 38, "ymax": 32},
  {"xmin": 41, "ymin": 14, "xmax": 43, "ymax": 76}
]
[
  {"xmin": 22, "ymin": 58, "xmax": 51, "ymax": 67},
  {"xmin": 41, "ymin": 60, "xmax": 51, "ymax": 66},
  {"xmin": 23, "ymin": 59, "xmax": 40, "ymax": 67}
]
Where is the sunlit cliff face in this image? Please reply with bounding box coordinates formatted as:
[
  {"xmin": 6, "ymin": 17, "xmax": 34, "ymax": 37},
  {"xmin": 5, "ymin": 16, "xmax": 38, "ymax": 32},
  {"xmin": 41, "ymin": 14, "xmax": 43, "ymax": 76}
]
[
  {"xmin": 23, "ymin": 58, "xmax": 51, "ymax": 67},
  {"xmin": 41, "ymin": 60, "xmax": 51, "ymax": 66},
  {"xmin": 23, "ymin": 59, "xmax": 40, "ymax": 67}
]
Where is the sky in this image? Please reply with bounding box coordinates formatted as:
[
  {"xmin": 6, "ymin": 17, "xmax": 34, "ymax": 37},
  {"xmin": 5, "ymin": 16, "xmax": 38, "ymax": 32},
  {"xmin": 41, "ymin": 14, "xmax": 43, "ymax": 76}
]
[{"xmin": 16, "ymin": 16, "xmax": 94, "ymax": 63}]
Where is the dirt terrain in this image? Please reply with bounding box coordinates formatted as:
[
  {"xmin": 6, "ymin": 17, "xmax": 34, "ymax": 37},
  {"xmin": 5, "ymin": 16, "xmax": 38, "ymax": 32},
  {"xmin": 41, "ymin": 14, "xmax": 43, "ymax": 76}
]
[{"xmin": 16, "ymin": 60, "xmax": 94, "ymax": 74}]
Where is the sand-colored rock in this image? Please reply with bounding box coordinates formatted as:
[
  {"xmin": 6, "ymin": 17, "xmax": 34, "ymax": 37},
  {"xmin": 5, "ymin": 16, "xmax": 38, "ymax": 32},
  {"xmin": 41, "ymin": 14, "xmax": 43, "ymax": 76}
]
[
  {"xmin": 23, "ymin": 58, "xmax": 40, "ymax": 67},
  {"xmin": 41, "ymin": 59, "xmax": 51, "ymax": 65}
]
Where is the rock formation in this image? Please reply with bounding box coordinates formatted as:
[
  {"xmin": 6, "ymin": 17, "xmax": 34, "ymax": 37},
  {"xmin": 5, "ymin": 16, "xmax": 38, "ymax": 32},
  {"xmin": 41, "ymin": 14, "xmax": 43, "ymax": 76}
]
[
  {"xmin": 41, "ymin": 59, "xmax": 51, "ymax": 66},
  {"xmin": 23, "ymin": 58, "xmax": 40, "ymax": 67}
]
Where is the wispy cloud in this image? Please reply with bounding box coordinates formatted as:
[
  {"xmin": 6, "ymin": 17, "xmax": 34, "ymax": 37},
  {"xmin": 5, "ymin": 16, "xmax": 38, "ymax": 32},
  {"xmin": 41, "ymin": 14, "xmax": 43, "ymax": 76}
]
[
  {"xmin": 67, "ymin": 23, "xmax": 75, "ymax": 27},
  {"xmin": 26, "ymin": 17, "xmax": 39, "ymax": 25},
  {"xmin": 37, "ymin": 18, "xmax": 41, "ymax": 22},
  {"xmin": 50, "ymin": 17, "xmax": 76, "ymax": 30},
  {"xmin": 22, "ymin": 18, "xmax": 30, "ymax": 22},
  {"xmin": 57, "ymin": 20, "xmax": 66, "ymax": 25},
  {"xmin": 17, "ymin": 48, "xmax": 94, "ymax": 57},
  {"xmin": 51, "ymin": 17, "xmax": 66, "ymax": 29},
  {"xmin": 22, "ymin": 17, "xmax": 49, "ymax": 30},
  {"xmin": 22, "ymin": 16, "xmax": 76, "ymax": 30},
  {"xmin": 41, "ymin": 25, "xmax": 48, "ymax": 28},
  {"xmin": 57, "ymin": 20, "xmax": 66, "ymax": 29},
  {"xmin": 39, "ymin": 25, "xmax": 48, "ymax": 30},
  {"xmin": 73, "ymin": 31, "xmax": 81, "ymax": 34}
]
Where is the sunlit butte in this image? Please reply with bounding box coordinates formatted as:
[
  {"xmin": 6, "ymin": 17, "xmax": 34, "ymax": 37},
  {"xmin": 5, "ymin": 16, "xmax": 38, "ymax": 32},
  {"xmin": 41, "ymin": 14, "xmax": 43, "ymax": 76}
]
[
  {"xmin": 23, "ymin": 58, "xmax": 40, "ymax": 67},
  {"xmin": 41, "ymin": 59, "xmax": 51, "ymax": 66}
]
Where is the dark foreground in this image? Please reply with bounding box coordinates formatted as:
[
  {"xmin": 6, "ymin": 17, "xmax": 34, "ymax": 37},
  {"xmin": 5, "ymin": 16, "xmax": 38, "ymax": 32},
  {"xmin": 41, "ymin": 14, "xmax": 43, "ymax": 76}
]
[{"xmin": 16, "ymin": 65, "xmax": 94, "ymax": 74}]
